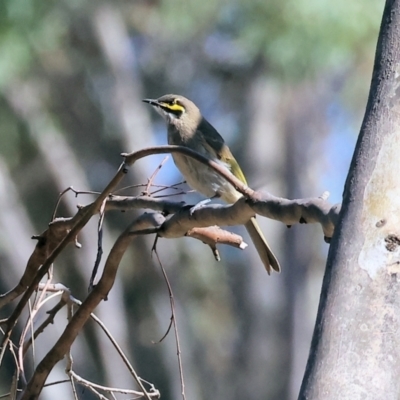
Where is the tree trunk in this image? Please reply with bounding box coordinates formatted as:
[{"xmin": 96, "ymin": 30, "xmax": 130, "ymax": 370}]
[{"xmin": 299, "ymin": 0, "xmax": 400, "ymax": 399}]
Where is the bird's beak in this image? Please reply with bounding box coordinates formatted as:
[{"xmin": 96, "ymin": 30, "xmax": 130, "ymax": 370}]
[
  {"xmin": 143, "ymin": 98, "xmax": 170, "ymax": 113},
  {"xmin": 142, "ymin": 98, "xmax": 159, "ymax": 106},
  {"xmin": 143, "ymin": 98, "xmax": 170, "ymax": 120}
]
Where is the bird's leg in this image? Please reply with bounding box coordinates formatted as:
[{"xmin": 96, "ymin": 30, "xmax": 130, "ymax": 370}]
[
  {"xmin": 190, "ymin": 198, "xmax": 211, "ymax": 215},
  {"xmin": 189, "ymin": 194, "xmax": 220, "ymax": 215}
]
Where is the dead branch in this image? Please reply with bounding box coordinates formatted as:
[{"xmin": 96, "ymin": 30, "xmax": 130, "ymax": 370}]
[
  {"xmin": 1, "ymin": 144, "xmax": 341, "ymax": 399},
  {"xmin": 0, "ymin": 158, "xmax": 130, "ymax": 363},
  {"xmin": 20, "ymin": 212, "xmax": 164, "ymax": 399},
  {"xmin": 1, "ymin": 145, "xmax": 338, "ymax": 312}
]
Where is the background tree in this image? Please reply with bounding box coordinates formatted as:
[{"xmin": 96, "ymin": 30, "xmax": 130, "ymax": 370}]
[
  {"xmin": 300, "ymin": 0, "xmax": 400, "ymax": 398},
  {"xmin": 0, "ymin": 0, "xmax": 383, "ymax": 399}
]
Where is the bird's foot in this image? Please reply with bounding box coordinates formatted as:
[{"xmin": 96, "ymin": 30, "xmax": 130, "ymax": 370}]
[{"xmin": 189, "ymin": 198, "xmax": 211, "ymax": 215}]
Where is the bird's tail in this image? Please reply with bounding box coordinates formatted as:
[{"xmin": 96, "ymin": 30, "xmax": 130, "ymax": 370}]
[{"xmin": 245, "ymin": 217, "xmax": 280, "ymax": 274}]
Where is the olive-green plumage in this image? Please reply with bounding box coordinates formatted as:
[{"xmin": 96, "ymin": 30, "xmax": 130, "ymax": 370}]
[{"xmin": 143, "ymin": 94, "xmax": 280, "ymax": 274}]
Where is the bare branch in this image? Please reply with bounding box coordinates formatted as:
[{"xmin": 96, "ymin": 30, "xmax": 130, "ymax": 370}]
[
  {"xmin": 143, "ymin": 155, "xmax": 170, "ymax": 196},
  {"xmin": 122, "ymin": 145, "xmax": 255, "ymax": 198},
  {"xmin": 105, "ymin": 191, "xmax": 339, "ymax": 239},
  {"xmin": 0, "ymin": 159, "xmax": 131, "ymax": 361},
  {"xmin": 1, "ymin": 143, "xmax": 341, "ymax": 399},
  {"xmin": 187, "ymin": 226, "xmax": 248, "ymax": 260},
  {"xmin": 153, "ymin": 248, "xmax": 186, "ymax": 400},
  {"xmin": 20, "ymin": 212, "xmax": 164, "ymax": 400}
]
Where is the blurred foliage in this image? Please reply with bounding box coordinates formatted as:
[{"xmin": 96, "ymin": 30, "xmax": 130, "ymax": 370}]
[
  {"xmin": 241, "ymin": 0, "xmax": 381, "ymax": 78},
  {"xmin": 128, "ymin": 0, "xmax": 381, "ymax": 78},
  {"xmin": 0, "ymin": 0, "xmax": 382, "ymax": 86},
  {"xmin": 0, "ymin": 0, "xmax": 383, "ymax": 166}
]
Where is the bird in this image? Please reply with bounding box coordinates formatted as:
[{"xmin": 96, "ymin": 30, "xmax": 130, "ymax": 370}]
[{"xmin": 143, "ymin": 94, "xmax": 280, "ymax": 274}]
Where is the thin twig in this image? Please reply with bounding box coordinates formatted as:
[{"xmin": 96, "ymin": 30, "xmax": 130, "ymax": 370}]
[
  {"xmin": 114, "ymin": 181, "xmax": 187, "ymax": 197},
  {"xmin": 89, "ymin": 198, "xmax": 107, "ymax": 291},
  {"xmin": 18, "ymin": 273, "xmax": 58, "ymax": 384},
  {"xmin": 8, "ymin": 340, "xmax": 19, "ymax": 400},
  {"xmin": 151, "ymin": 191, "xmax": 188, "ymax": 198},
  {"xmin": 1, "ymin": 159, "xmax": 130, "ymax": 363},
  {"xmin": 143, "ymin": 156, "xmax": 169, "ymax": 196},
  {"xmin": 52, "ymin": 187, "xmax": 101, "ymax": 221},
  {"xmin": 23, "ymin": 292, "xmax": 68, "ymax": 356},
  {"xmin": 112, "ymin": 183, "xmax": 147, "ymax": 194},
  {"xmin": 150, "ymin": 236, "xmax": 173, "ymax": 344},
  {"xmin": 35, "ymin": 265, "xmax": 54, "ymax": 312},
  {"xmin": 51, "ymin": 187, "xmax": 74, "ymax": 221},
  {"xmin": 69, "ymin": 298, "xmax": 157, "ymax": 400},
  {"xmin": 148, "ymin": 181, "xmax": 186, "ymax": 196},
  {"xmin": 69, "ymin": 370, "xmax": 159, "ymax": 398},
  {"xmin": 152, "ymin": 247, "xmax": 186, "ymax": 400}
]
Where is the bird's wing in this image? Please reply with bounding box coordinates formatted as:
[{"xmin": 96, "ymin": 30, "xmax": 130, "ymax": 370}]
[{"xmin": 198, "ymin": 117, "xmax": 247, "ymax": 185}]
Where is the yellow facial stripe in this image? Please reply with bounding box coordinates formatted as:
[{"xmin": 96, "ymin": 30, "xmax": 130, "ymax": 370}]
[{"xmin": 161, "ymin": 102, "xmax": 185, "ymax": 113}]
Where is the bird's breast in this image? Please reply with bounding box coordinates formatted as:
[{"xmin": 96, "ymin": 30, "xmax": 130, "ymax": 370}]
[
  {"xmin": 167, "ymin": 125, "xmax": 241, "ymax": 203},
  {"xmin": 171, "ymin": 153, "xmax": 241, "ymax": 203}
]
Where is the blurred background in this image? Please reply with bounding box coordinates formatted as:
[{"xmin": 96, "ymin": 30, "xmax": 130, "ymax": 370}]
[{"xmin": 0, "ymin": 0, "xmax": 383, "ymax": 399}]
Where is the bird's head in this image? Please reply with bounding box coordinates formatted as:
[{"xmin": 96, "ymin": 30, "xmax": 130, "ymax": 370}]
[{"xmin": 143, "ymin": 94, "xmax": 201, "ymax": 127}]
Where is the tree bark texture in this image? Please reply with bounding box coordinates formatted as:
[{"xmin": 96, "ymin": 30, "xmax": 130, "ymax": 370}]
[{"xmin": 300, "ymin": 0, "xmax": 400, "ymax": 399}]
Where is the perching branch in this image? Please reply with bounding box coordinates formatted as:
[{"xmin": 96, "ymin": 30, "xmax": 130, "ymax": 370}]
[
  {"xmin": 2, "ymin": 144, "xmax": 341, "ymax": 399},
  {"xmin": 1, "ymin": 146, "xmax": 339, "ymax": 313}
]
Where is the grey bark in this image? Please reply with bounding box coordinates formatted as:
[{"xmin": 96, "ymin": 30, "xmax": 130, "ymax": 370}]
[{"xmin": 299, "ymin": 0, "xmax": 400, "ymax": 399}]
